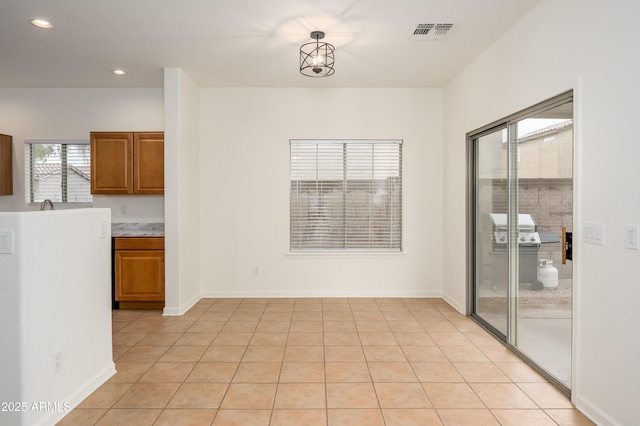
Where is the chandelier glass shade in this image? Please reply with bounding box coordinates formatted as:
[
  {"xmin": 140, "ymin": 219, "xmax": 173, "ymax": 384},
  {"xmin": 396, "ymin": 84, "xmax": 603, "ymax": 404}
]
[{"xmin": 299, "ymin": 31, "xmax": 335, "ymax": 77}]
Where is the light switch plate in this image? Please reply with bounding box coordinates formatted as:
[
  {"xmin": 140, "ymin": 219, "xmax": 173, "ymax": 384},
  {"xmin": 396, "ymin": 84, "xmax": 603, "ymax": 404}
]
[
  {"xmin": 625, "ymin": 225, "xmax": 639, "ymax": 250},
  {"xmin": 0, "ymin": 229, "xmax": 15, "ymax": 254},
  {"xmin": 583, "ymin": 222, "xmax": 604, "ymax": 245}
]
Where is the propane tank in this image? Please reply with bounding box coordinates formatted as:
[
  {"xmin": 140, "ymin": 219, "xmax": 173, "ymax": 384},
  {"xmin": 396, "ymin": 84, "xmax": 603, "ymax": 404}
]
[{"xmin": 537, "ymin": 259, "xmax": 558, "ymax": 289}]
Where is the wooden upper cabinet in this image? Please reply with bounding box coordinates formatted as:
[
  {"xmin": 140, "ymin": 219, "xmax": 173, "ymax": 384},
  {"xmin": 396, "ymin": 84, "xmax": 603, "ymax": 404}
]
[
  {"xmin": 91, "ymin": 131, "xmax": 163, "ymax": 195},
  {"xmin": 0, "ymin": 134, "xmax": 13, "ymax": 195},
  {"xmin": 134, "ymin": 132, "xmax": 164, "ymax": 194},
  {"xmin": 91, "ymin": 132, "xmax": 134, "ymax": 194}
]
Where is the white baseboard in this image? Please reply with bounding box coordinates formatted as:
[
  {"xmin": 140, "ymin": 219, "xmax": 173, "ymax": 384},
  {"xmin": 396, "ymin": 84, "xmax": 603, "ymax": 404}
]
[
  {"xmin": 37, "ymin": 362, "xmax": 116, "ymax": 426},
  {"xmin": 199, "ymin": 290, "xmax": 443, "ymax": 299},
  {"xmin": 441, "ymin": 291, "xmax": 465, "ymax": 314},
  {"xmin": 163, "ymin": 293, "xmax": 201, "ymax": 316},
  {"xmin": 573, "ymin": 393, "xmax": 622, "ymax": 426}
]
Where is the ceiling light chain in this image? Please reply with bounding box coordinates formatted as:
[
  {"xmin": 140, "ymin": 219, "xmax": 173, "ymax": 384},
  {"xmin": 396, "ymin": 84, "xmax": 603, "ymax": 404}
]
[{"xmin": 299, "ymin": 31, "xmax": 335, "ymax": 77}]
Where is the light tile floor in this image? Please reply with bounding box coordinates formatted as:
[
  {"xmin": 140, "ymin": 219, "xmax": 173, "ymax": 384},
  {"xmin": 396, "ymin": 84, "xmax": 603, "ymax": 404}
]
[{"xmin": 57, "ymin": 298, "xmax": 594, "ymax": 425}]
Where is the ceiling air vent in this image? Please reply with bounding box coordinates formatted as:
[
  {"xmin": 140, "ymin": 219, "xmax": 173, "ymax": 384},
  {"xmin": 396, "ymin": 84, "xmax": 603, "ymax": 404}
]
[
  {"xmin": 410, "ymin": 23, "xmax": 454, "ymax": 40},
  {"xmin": 412, "ymin": 23, "xmax": 435, "ymax": 37}
]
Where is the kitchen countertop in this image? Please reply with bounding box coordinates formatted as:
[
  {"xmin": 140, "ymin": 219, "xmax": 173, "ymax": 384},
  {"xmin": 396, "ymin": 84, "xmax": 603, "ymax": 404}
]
[{"xmin": 111, "ymin": 222, "xmax": 164, "ymax": 237}]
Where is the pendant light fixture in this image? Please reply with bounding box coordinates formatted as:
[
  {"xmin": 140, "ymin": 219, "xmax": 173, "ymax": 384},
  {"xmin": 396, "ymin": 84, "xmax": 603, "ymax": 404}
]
[{"xmin": 299, "ymin": 31, "xmax": 335, "ymax": 77}]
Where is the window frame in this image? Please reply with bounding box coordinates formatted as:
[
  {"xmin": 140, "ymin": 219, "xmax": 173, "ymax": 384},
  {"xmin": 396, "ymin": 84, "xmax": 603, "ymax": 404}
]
[
  {"xmin": 289, "ymin": 139, "xmax": 403, "ymax": 253},
  {"xmin": 25, "ymin": 139, "xmax": 93, "ymax": 208}
]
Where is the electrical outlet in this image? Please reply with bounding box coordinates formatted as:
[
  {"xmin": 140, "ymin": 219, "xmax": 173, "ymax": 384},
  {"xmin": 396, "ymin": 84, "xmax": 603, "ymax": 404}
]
[
  {"xmin": 0, "ymin": 230, "xmax": 14, "ymax": 254},
  {"xmin": 625, "ymin": 225, "xmax": 639, "ymax": 250},
  {"xmin": 252, "ymin": 266, "xmax": 260, "ymax": 276},
  {"xmin": 100, "ymin": 221, "xmax": 109, "ymax": 238},
  {"xmin": 52, "ymin": 349, "xmax": 62, "ymax": 374}
]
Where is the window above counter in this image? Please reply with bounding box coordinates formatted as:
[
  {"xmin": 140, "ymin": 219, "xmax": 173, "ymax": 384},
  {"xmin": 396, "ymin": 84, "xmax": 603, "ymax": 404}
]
[{"xmin": 25, "ymin": 139, "xmax": 92, "ymax": 206}]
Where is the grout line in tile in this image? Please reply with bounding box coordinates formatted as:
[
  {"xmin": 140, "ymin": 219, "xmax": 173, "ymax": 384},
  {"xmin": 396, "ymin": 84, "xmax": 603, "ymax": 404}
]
[{"xmin": 70, "ymin": 298, "xmax": 582, "ymax": 426}]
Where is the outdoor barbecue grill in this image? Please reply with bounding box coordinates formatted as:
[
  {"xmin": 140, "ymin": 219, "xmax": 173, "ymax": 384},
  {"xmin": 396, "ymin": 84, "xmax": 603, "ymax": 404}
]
[{"xmin": 488, "ymin": 213, "xmax": 542, "ymax": 288}]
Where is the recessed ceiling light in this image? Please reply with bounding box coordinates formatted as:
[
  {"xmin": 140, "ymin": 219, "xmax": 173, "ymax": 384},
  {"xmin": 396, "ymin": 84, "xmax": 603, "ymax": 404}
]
[
  {"xmin": 112, "ymin": 69, "xmax": 127, "ymax": 76},
  {"xmin": 30, "ymin": 19, "xmax": 54, "ymax": 29}
]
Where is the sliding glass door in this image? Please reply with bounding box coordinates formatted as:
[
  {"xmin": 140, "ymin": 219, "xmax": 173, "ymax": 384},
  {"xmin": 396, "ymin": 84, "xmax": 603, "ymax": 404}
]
[
  {"xmin": 470, "ymin": 92, "xmax": 574, "ymax": 392},
  {"xmin": 473, "ymin": 125, "xmax": 509, "ymax": 337}
]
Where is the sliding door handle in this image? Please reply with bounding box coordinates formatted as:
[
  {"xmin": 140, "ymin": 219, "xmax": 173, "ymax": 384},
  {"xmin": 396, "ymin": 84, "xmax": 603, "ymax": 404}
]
[{"xmin": 562, "ymin": 227, "xmax": 573, "ymax": 264}]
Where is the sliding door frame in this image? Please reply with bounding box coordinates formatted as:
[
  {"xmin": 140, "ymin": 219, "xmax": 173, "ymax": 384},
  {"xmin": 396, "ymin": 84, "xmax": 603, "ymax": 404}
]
[
  {"xmin": 466, "ymin": 123, "xmax": 509, "ymax": 341},
  {"xmin": 466, "ymin": 90, "xmax": 574, "ymax": 395}
]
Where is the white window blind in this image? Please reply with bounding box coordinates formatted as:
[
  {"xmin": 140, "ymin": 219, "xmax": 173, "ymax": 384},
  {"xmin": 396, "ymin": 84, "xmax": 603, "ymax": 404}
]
[
  {"xmin": 25, "ymin": 140, "xmax": 92, "ymax": 204},
  {"xmin": 290, "ymin": 139, "xmax": 402, "ymax": 252}
]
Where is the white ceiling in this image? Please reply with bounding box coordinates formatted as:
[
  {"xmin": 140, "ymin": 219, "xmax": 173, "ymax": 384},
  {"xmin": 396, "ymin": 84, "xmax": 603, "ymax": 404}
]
[{"xmin": 0, "ymin": 0, "xmax": 541, "ymax": 88}]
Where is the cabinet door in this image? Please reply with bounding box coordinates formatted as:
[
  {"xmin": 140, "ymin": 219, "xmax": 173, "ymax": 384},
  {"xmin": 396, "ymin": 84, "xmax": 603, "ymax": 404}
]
[
  {"xmin": 115, "ymin": 250, "xmax": 165, "ymax": 301},
  {"xmin": 134, "ymin": 132, "xmax": 164, "ymax": 194},
  {"xmin": 90, "ymin": 132, "xmax": 133, "ymax": 194},
  {"xmin": 0, "ymin": 134, "xmax": 12, "ymax": 195}
]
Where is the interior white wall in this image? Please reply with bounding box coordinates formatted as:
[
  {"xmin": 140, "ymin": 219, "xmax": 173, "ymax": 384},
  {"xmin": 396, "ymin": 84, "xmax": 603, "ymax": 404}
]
[
  {"xmin": 163, "ymin": 69, "xmax": 201, "ymax": 315},
  {"xmin": 443, "ymin": 1, "xmax": 640, "ymax": 425},
  {"xmin": 0, "ymin": 209, "xmax": 114, "ymax": 426},
  {"xmin": 0, "ymin": 213, "xmax": 22, "ymax": 426},
  {"xmin": 0, "ymin": 88, "xmax": 164, "ymax": 221},
  {"xmin": 199, "ymin": 87, "xmax": 443, "ymax": 297}
]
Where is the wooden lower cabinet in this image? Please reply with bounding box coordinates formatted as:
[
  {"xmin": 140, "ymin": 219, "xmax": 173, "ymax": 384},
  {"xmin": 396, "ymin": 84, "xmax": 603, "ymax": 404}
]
[{"xmin": 115, "ymin": 237, "xmax": 164, "ymax": 309}]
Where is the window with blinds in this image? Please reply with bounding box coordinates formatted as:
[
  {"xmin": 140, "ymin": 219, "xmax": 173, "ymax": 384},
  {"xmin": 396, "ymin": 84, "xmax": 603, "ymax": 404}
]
[
  {"xmin": 290, "ymin": 139, "xmax": 402, "ymax": 252},
  {"xmin": 25, "ymin": 140, "xmax": 92, "ymax": 205}
]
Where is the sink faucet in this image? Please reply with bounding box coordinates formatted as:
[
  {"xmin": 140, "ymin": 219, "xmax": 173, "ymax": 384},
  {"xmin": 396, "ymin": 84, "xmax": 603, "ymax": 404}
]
[{"xmin": 40, "ymin": 199, "xmax": 55, "ymax": 210}]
